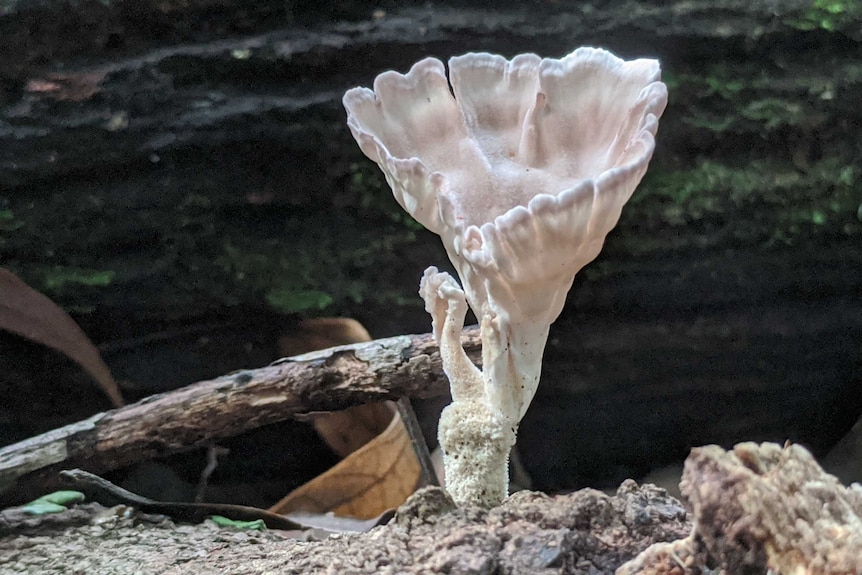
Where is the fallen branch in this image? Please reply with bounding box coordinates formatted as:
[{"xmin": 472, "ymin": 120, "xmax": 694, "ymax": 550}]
[{"xmin": 0, "ymin": 328, "xmax": 480, "ymax": 502}]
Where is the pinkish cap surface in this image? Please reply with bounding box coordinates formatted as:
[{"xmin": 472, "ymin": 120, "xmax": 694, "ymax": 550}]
[{"xmin": 345, "ymin": 48, "xmax": 667, "ymax": 421}]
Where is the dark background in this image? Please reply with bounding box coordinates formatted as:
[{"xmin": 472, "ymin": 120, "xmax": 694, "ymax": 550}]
[{"xmin": 1, "ymin": 0, "xmax": 860, "ymax": 500}]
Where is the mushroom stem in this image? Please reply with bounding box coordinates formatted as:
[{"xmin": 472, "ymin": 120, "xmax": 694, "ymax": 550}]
[
  {"xmin": 437, "ymin": 396, "xmax": 516, "ymax": 508},
  {"xmin": 420, "ymin": 266, "xmax": 520, "ymax": 507},
  {"xmin": 420, "ymin": 267, "xmax": 483, "ymax": 402}
]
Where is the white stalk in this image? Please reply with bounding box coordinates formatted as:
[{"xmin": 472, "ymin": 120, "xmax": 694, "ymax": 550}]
[{"xmin": 421, "ymin": 268, "xmax": 522, "ymax": 506}]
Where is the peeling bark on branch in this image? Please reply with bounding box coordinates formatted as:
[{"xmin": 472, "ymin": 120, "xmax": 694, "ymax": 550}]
[{"xmin": 0, "ymin": 328, "xmax": 480, "ymax": 501}]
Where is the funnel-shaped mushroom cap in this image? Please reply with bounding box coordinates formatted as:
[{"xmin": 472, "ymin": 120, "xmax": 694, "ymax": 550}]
[
  {"xmin": 344, "ymin": 48, "xmax": 667, "ymax": 422},
  {"xmin": 344, "ymin": 47, "xmax": 666, "ymax": 321}
]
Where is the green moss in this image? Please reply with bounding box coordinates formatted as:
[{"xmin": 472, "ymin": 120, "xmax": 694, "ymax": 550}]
[
  {"xmin": 0, "ymin": 209, "xmax": 23, "ymax": 232},
  {"xmin": 673, "ymin": 66, "xmax": 743, "ymax": 100},
  {"xmin": 204, "ymin": 210, "xmax": 421, "ymax": 315},
  {"xmin": 681, "ymin": 114, "xmax": 735, "ymax": 133},
  {"xmin": 41, "ymin": 267, "xmax": 116, "ymax": 290},
  {"xmin": 349, "ymin": 162, "xmax": 424, "ymax": 231},
  {"xmin": 624, "ymin": 156, "xmax": 860, "ymax": 252},
  {"xmin": 683, "ymin": 97, "xmax": 818, "ymax": 133},
  {"xmin": 640, "ymin": 157, "xmax": 857, "ymax": 209},
  {"xmin": 811, "ymin": 209, "xmax": 827, "ymax": 225},
  {"xmin": 739, "ymin": 99, "xmax": 808, "ymax": 131},
  {"xmin": 702, "ymin": 72, "xmax": 745, "ymax": 100},
  {"xmin": 844, "ymin": 63, "xmax": 862, "ymax": 84},
  {"xmin": 265, "ymin": 287, "xmax": 332, "ymax": 314},
  {"xmin": 659, "ymin": 70, "xmax": 681, "ymax": 91},
  {"xmin": 633, "ymin": 161, "xmax": 759, "ymax": 209},
  {"xmin": 673, "ymin": 55, "xmax": 862, "ymax": 136},
  {"xmin": 212, "ymin": 239, "xmax": 330, "ymax": 312},
  {"xmin": 786, "ymin": 0, "xmax": 860, "ymax": 32}
]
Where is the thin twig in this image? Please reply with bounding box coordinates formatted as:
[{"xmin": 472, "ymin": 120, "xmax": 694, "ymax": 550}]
[
  {"xmin": 195, "ymin": 445, "xmax": 229, "ymax": 503},
  {"xmin": 60, "ymin": 469, "xmax": 302, "ymax": 530},
  {"xmin": 395, "ymin": 397, "xmax": 439, "ymax": 487}
]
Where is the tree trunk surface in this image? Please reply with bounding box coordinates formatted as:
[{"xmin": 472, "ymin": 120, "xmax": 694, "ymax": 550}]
[{"xmin": 0, "ymin": 0, "xmax": 860, "ymax": 496}]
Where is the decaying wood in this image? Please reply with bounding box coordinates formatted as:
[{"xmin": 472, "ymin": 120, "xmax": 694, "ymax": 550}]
[
  {"xmin": 1, "ymin": 0, "xmax": 861, "ymax": 498},
  {"xmin": 618, "ymin": 442, "xmax": 862, "ymax": 574},
  {"xmin": 0, "ymin": 328, "xmax": 480, "ymax": 502}
]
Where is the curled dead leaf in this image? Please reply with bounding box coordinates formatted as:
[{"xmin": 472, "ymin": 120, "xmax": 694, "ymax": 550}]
[
  {"xmin": 0, "ymin": 268, "xmax": 124, "ymax": 408},
  {"xmin": 25, "ymin": 70, "xmax": 107, "ymax": 102},
  {"xmin": 302, "ymin": 402, "xmax": 393, "ymax": 458},
  {"xmin": 277, "ymin": 317, "xmax": 372, "ymax": 356},
  {"xmin": 273, "ymin": 317, "xmax": 424, "ymax": 519},
  {"xmin": 269, "ymin": 402, "xmax": 421, "ymax": 519},
  {"xmin": 279, "ymin": 318, "xmax": 388, "ymax": 458}
]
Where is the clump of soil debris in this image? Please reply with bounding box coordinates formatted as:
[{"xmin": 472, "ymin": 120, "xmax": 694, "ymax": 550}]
[
  {"xmin": 1, "ymin": 442, "xmax": 860, "ymax": 575},
  {"xmin": 621, "ymin": 442, "xmax": 862, "ymax": 575},
  {"xmin": 0, "ymin": 481, "xmax": 688, "ymax": 575}
]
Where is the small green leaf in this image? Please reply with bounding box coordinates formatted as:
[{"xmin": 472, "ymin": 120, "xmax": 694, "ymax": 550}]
[
  {"xmin": 21, "ymin": 502, "xmax": 68, "ymax": 515},
  {"xmin": 811, "ymin": 210, "xmax": 827, "ymax": 225},
  {"xmin": 265, "ymin": 287, "xmax": 332, "ymax": 313},
  {"xmin": 209, "ymin": 515, "xmax": 266, "ymax": 530},
  {"xmin": 42, "ymin": 267, "xmax": 115, "ymax": 290},
  {"xmin": 837, "ymin": 166, "xmax": 854, "ymax": 187},
  {"xmin": 32, "ymin": 490, "xmax": 86, "ymax": 506},
  {"xmin": 20, "ymin": 490, "xmax": 85, "ymax": 515},
  {"xmin": 0, "ymin": 210, "xmax": 23, "ymax": 232}
]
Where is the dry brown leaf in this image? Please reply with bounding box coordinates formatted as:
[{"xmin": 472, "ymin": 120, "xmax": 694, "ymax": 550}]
[
  {"xmin": 269, "ymin": 402, "xmax": 421, "ymax": 519},
  {"xmin": 304, "ymin": 402, "xmax": 393, "ymax": 458},
  {"xmin": 25, "ymin": 70, "xmax": 107, "ymax": 102},
  {"xmin": 277, "ymin": 317, "xmax": 371, "ymax": 356},
  {"xmin": 279, "ymin": 317, "xmax": 383, "ymax": 457},
  {"xmin": 273, "ymin": 317, "xmax": 421, "ymax": 518},
  {"xmin": 0, "ymin": 268, "xmax": 124, "ymax": 408}
]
